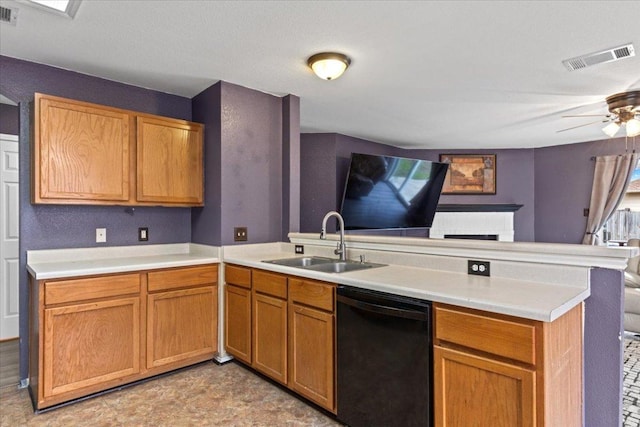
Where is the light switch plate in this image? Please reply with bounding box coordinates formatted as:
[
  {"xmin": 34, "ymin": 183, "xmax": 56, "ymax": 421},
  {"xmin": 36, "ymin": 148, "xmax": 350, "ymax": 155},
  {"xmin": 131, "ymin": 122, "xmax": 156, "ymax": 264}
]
[
  {"xmin": 96, "ymin": 228, "xmax": 106, "ymax": 243},
  {"xmin": 234, "ymin": 227, "xmax": 248, "ymax": 242},
  {"xmin": 138, "ymin": 227, "xmax": 148, "ymax": 241}
]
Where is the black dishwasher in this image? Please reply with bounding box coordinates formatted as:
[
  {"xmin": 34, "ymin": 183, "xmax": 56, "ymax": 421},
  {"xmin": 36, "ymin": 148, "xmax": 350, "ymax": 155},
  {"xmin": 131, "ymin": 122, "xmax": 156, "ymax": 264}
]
[{"xmin": 336, "ymin": 285, "xmax": 432, "ymax": 427}]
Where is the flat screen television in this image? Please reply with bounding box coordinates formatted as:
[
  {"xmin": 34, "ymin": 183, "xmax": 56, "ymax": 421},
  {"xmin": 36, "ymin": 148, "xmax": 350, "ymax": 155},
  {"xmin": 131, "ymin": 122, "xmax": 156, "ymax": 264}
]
[{"xmin": 339, "ymin": 153, "xmax": 449, "ymax": 230}]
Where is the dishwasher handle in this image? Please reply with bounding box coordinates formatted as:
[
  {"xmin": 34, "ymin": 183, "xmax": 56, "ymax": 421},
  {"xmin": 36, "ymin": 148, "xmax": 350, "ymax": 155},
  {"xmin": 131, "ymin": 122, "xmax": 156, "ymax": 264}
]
[{"xmin": 337, "ymin": 294, "xmax": 429, "ymax": 321}]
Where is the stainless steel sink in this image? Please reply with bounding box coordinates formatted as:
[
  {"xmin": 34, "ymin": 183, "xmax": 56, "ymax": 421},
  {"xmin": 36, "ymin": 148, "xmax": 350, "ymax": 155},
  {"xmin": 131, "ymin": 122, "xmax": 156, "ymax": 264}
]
[
  {"xmin": 262, "ymin": 256, "xmax": 334, "ymax": 267},
  {"xmin": 307, "ymin": 260, "xmax": 386, "ymax": 273},
  {"xmin": 262, "ymin": 256, "xmax": 385, "ymax": 273}
]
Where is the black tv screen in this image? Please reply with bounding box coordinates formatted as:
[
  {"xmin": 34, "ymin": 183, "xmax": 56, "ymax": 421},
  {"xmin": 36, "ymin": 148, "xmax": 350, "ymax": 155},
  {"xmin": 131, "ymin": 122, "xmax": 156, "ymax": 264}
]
[{"xmin": 340, "ymin": 153, "xmax": 449, "ymax": 230}]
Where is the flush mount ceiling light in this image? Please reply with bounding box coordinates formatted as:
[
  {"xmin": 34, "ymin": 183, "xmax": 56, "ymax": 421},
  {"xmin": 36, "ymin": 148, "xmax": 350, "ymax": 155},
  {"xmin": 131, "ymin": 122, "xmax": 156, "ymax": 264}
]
[
  {"xmin": 307, "ymin": 52, "xmax": 351, "ymax": 80},
  {"xmin": 603, "ymin": 91, "xmax": 640, "ymax": 138}
]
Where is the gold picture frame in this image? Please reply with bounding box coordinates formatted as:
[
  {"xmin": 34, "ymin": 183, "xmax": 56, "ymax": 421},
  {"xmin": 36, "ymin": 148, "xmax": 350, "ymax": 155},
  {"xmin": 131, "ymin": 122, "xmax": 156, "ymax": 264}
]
[{"xmin": 439, "ymin": 154, "xmax": 496, "ymax": 195}]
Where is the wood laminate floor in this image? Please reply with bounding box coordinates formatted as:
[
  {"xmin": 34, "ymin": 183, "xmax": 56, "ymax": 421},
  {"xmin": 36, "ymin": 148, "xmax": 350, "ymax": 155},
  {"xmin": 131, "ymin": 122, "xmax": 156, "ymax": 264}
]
[
  {"xmin": 4, "ymin": 338, "xmax": 640, "ymax": 425},
  {"xmin": 0, "ymin": 339, "xmax": 20, "ymax": 389},
  {"xmin": 0, "ymin": 361, "xmax": 341, "ymax": 426}
]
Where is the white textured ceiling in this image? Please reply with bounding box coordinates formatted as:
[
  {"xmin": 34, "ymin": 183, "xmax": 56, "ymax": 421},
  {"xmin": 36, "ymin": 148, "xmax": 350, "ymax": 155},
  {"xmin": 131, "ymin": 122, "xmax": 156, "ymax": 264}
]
[{"xmin": 1, "ymin": 0, "xmax": 639, "ymax": 149}]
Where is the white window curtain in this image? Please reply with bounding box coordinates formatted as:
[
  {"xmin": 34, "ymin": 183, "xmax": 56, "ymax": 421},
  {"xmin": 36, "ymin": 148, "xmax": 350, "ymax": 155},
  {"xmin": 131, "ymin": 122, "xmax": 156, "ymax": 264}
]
[{"xmin": 583, "ymin": 153, "xmax": 639, "ymax": 245}]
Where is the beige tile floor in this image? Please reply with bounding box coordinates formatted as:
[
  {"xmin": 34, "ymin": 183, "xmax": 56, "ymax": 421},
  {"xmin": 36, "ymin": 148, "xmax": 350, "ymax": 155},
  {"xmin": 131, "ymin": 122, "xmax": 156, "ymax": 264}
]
[{"xmin": 0, "ymin": 362, "xmax": 342, "ymax": 427}]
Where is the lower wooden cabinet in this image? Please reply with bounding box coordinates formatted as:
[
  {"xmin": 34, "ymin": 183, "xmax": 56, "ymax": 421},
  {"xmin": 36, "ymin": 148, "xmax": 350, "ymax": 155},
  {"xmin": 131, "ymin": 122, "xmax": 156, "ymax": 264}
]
[
  {"xmin": 289, "ymin": 303, "xmax": 335, "ymax": 411},
  {"xmin": 288, "ymin": 278, "xmax": 335, "ymax": 412},
  {"xmin": 223, "ymin": 266, "xmax": 336, "ymax": 413},
  {"xmin": 433, "ymin": 303, "xmax": 582, "ymax": 427},
  {"xmin": 29, "ymin": 264, "xmax": 218, "ymax": 410},
  {"xmin": 146, "ymin": 266, "xmax": 217, "ymax": 369},
  {"xmin": 224, "ymin": 265, "xmax": 252, "ymax": 364},
  {"xmin": 434, "ymin": 346, "xmax": 535, "ymax": 426},
  {"xmin": 43, "ymin": 296, "xmax": 141, "ymax": 399},
  {"xmin": 252, "ymin": 270, "xmax": 288, "ymax": 385}
]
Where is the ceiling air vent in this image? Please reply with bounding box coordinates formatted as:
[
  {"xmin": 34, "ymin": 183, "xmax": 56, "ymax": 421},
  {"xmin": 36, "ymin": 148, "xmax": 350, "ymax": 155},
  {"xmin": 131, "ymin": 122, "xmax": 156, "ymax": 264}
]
[
  {"xmin": 562, "ymin": 43, "xmax": 635, "ymax": 71},
  {"xmin": 0, "ymin": 5, "xmax": 18, "ymax": 25}
]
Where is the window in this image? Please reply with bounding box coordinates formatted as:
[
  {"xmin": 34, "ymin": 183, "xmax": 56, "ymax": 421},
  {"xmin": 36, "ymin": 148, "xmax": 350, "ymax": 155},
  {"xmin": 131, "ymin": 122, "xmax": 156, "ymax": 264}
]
[{"xmin": 603, "ymin": 159, "xmax": 640, "ymax": 244}]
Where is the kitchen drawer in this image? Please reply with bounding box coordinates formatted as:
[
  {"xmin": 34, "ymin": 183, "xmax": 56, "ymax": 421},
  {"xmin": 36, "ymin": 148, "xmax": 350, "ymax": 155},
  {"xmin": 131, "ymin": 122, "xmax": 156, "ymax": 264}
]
[
  {"xmin": 45, "ymin": 274, "xmax": 141, "ymax": 306},
  {"xmin": 147, "ymin": 265, "xmax": 217, "ymax": 292},
  {"xmin": 434, "ymin": 304, "xmax": 536, "ymax": 365},
  {"xmin": 253, "ymin": 270, "xmax": 287, "ymax": 299},
  {"xmin": 289, "ymin": 278, "xmax": 334, "ymax": 312},
  {"xmin": 225, "ymin": 265, "xmax": 252, "ymax": 289}
]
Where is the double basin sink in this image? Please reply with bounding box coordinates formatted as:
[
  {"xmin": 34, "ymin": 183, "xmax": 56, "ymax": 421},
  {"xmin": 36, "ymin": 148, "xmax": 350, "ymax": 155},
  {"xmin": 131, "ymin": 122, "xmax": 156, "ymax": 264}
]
[{"xmin": 262, "ymin": 256, "xmax": 386, "ymax": 274}]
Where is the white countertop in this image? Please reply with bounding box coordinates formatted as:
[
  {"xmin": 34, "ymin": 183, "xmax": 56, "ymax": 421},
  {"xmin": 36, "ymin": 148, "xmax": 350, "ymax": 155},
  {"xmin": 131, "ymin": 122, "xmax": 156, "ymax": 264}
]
[
  {"xmin": 27, "ymin": 243, "xmax": 220, "ymax": 280},
  {"xmin": 27, "ymin": 238, "xmax": 629, "ymax": 323},
  {"xmin": 223, "ymin": 244, "xmax": 589, "ymax": 322}
]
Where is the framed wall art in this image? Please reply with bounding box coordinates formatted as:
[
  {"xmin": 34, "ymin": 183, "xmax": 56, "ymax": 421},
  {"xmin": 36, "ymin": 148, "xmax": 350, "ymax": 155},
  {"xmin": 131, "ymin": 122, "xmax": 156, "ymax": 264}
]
[{"xmin": 439, "ymin": 154, "xmax": 496, "ymax": 195}]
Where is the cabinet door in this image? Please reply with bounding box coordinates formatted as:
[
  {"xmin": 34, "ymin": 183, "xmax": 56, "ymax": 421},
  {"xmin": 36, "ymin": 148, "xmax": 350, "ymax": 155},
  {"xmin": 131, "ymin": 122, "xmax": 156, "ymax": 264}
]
[
  {"xmin": 34, "ymin": 93, "xmax": 131, "ymax": 204},
  {"xmin": 434, "ymin": 345, "xmax": 535, "ymax": 427},
  {"xmin": 136, "ymin": 116, "xmax": 203, "ymax": 205},
  {"xmin": 288, "ymin": 303, "xmax": 335, "ymax": 412},
  {"xmin": 253, "ymin": 293, "xmax": 287, "ymax": 384},
  {"xmin": 43, "ymin": 297, "xmax": 140, "ymax": 398},
  {"xmin": 147, "ymin": 286, "xmax": 216, "ymax": 369},
  {"xmin": 225, "ymin": 284, "xmax": 252, "ymax": 364}
]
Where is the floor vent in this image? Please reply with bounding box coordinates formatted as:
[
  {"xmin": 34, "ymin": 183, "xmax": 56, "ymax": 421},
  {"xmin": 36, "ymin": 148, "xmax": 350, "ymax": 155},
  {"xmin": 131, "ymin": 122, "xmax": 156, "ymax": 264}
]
[
  {"xmin": 0, "ymin": 5, "xmax": 18, "ymax": 25},
  {"xmin": 562, "ymin": 43, "xmax": 635, "ymax": 71}
]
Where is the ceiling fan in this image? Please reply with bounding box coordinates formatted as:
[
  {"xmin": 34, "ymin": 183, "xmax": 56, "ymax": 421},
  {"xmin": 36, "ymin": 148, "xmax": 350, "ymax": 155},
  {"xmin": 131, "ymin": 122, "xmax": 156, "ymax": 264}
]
[{"xmin": 558, "ymin": 90, "xmax": 640, "ymax": 137}]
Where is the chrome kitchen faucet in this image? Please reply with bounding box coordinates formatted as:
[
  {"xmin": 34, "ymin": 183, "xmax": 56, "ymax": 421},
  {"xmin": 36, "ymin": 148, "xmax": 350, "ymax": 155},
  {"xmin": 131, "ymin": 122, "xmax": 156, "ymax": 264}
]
[{"xmin": 320, "ymin": 211, "xmax": 347, "ymax": 261}]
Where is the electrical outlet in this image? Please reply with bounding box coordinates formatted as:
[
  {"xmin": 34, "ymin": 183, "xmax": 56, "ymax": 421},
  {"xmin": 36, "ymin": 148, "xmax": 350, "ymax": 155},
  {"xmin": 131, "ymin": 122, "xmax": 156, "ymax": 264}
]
[
  {"xmin": 96, "ymin": 228, "xmax": 106, "ymax": 243},
  {"xmin": 234, "ymin": 227, "xmax": 248, "ymax": 242},
  {"xmin": 138, "ymin": 227, "xmax": 149, "ymax": 241},
  {"xmin": 468, "ymin": 260, "xmax": 490, "ymax": 277},
  {"xmin": 295, "ymin": 245, "xmax": 304, "ymax": 254}
]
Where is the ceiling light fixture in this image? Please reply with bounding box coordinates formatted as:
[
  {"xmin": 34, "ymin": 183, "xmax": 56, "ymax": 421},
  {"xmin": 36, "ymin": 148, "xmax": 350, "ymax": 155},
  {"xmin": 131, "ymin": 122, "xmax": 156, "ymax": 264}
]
[
  {"xmin": 603, "ymin": 121, "xmax": 621, "ymax": 137},
  {"xmin": 627, "ymin": 119, "xmax": 640, "ymax": 138},
  {"xmin": 307, "ymin": 52, "xmax": 351, "ymax": 80},
  {"xmin": 602, "ymin": 90, "xmax": 640, "ymax": 138},
  {"xmin": 19, "ymin": 0, "xmax": 81, "ymax": 18}
]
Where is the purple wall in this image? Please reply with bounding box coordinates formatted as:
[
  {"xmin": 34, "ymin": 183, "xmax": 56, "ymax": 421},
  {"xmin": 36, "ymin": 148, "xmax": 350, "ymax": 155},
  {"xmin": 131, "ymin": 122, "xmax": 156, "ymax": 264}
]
[
  {"xmin": 534, "ymin": 137, "xmax": 631, "ymax": 244},
  {"xmin": 411, "ymin": 148, "xmax": 535, "ymax": 242},
  {"xmin": 219, "ymin": 82, "xmax": 283, "ymax": 245},
  {"xmin": 282, "ymin": 95, "xmax": 301, "ymax": 241},
  {"xmin": 0, "ymin": 103, "xmax": 19, "ymax": 134},
  {"xmin": 191, "ymin": 83, "xmax": 223, "ymax": 245},
  {"xmin": 301, "ymin": 135, "xmax": 535, "ymax": 241},
  {"xmin": 300, "ymin": 133, "xmax": 400, "ymax": 234},
  {"xmin": 585, "ymin": 268, "xmax": 624, "ymax": 427},
  {"xmin": 1, "ymin": 56, "xmax": 193, "ymax": 380},
  {"xmin": 191, "ymin": 81, "xmax": 291, "ymax": 246}
]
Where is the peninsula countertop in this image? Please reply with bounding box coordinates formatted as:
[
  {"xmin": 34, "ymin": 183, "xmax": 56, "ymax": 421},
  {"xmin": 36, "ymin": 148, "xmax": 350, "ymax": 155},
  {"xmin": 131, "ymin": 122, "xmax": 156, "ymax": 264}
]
[{"xmin": 223, "ymin": 244, "xmax": 589, "ymax": 322}]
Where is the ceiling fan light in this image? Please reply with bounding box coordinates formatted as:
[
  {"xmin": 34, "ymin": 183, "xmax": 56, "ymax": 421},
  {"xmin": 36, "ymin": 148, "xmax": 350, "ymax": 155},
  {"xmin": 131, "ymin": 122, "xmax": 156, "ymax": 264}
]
[
  {"xmin": 626, "ymin": 118, "xmax": 640, "ymax": 137},
  {"xmin": 308, "ymin": 53, "xmax": 351, "ymax": 80},
  {"xmin": 603, "ymin": 121, "xmax": 621, "ymax": 137}
]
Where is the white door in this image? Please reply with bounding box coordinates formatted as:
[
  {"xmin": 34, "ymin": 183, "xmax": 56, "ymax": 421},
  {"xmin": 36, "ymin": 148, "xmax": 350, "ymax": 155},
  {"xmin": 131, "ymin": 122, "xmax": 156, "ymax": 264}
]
[{"xmin": 0, "ymin": 134, "xmax": 19, "ymax": 340}]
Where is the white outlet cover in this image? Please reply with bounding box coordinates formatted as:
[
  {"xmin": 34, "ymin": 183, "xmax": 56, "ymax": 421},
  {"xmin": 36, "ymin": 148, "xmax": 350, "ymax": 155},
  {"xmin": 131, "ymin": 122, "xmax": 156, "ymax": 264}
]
[{"xmin": 96, "ymin": 228, "xmax": 106, "ymax": 243}]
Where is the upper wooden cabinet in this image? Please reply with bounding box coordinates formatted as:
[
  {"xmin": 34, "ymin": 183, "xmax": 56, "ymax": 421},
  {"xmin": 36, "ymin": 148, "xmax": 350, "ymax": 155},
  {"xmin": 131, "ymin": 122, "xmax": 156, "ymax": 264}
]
[
  {"xmin": 32, "ymin": 93, "xmax": 204, "ymax": 206},
  {"xmin": 136, "ymin": 116, "xmax": 203, "ymax": 205},
  {"xmin": 33, "ymin": 94, "xmax": 132, "ymax": 203}
]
